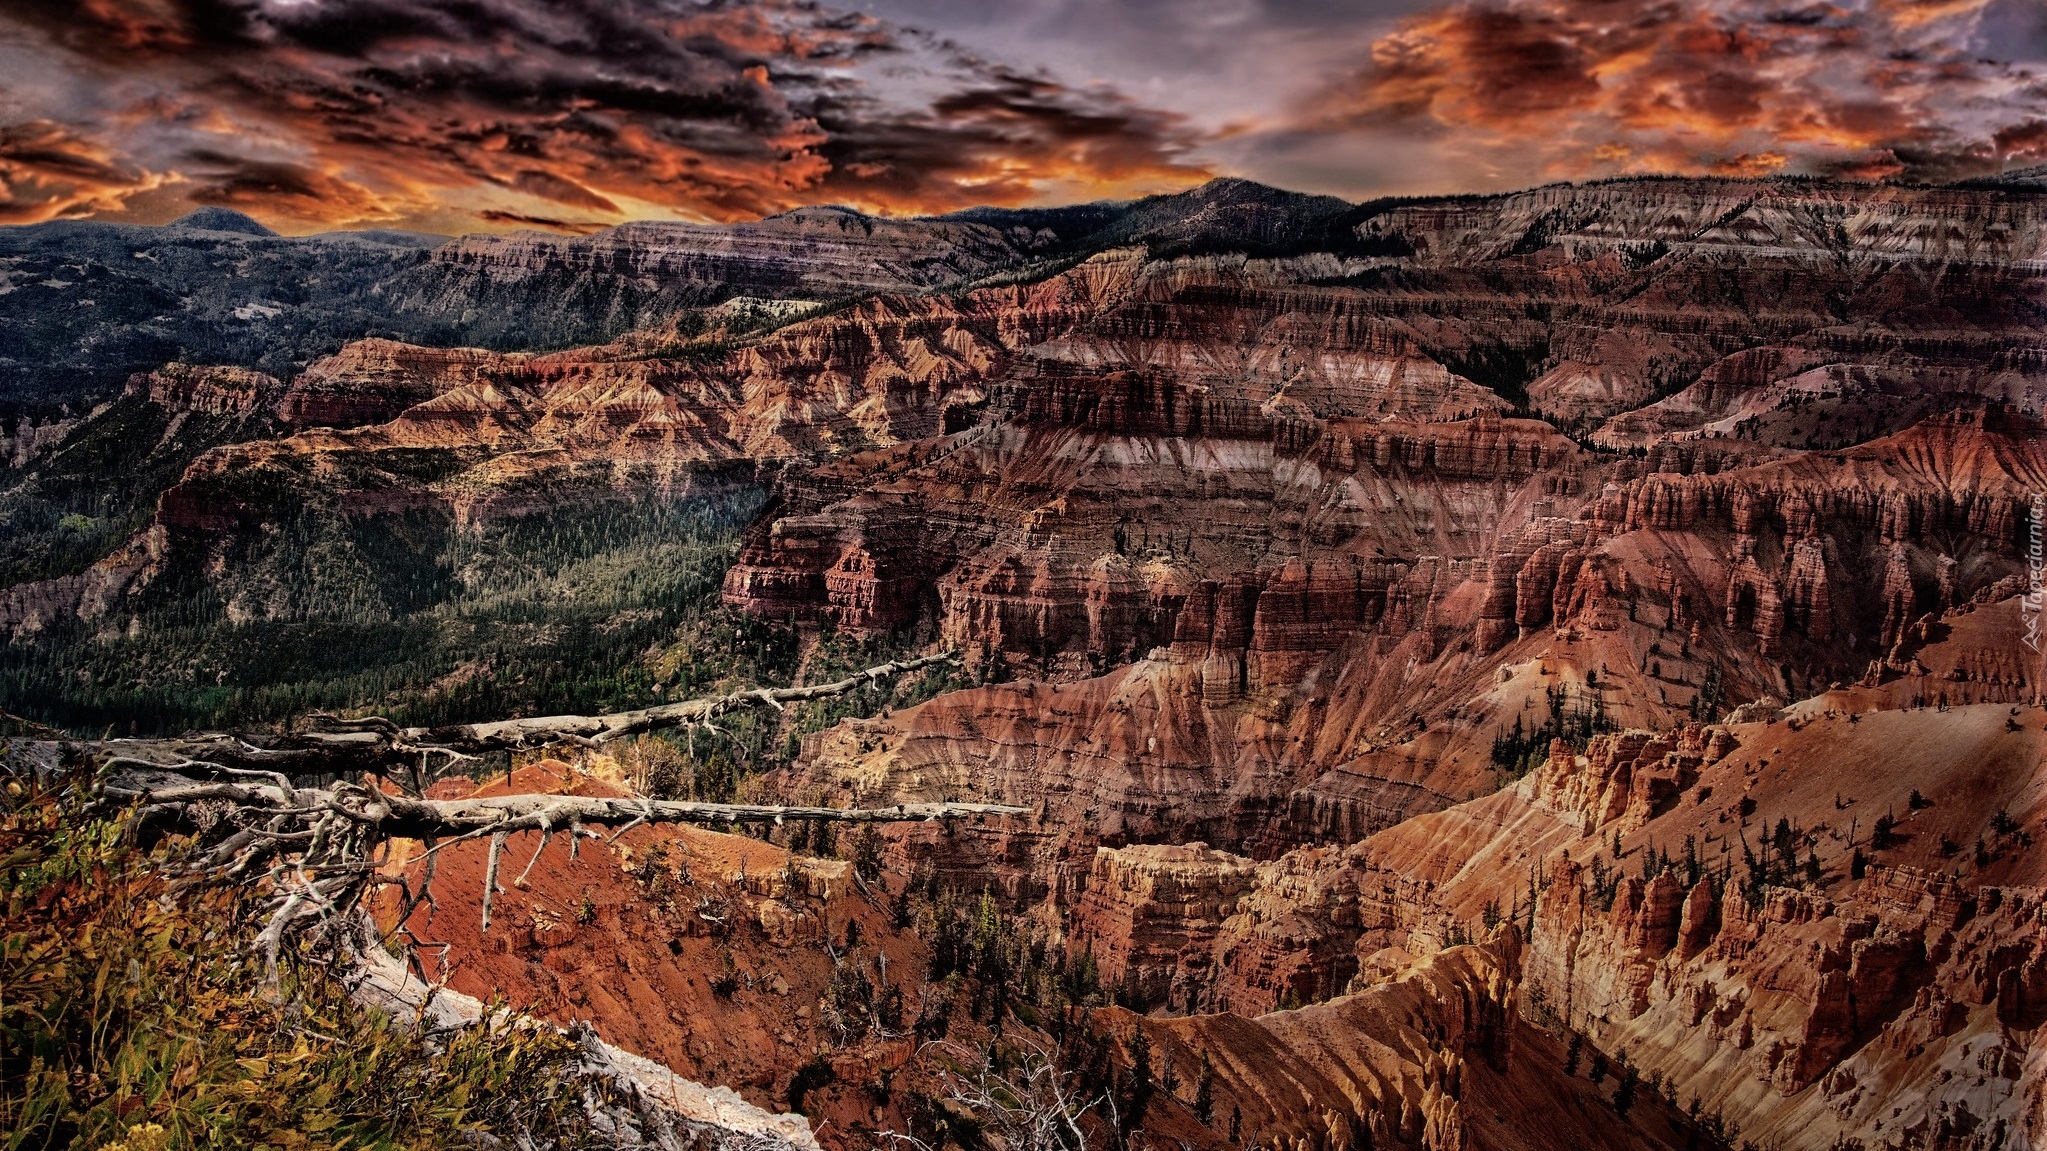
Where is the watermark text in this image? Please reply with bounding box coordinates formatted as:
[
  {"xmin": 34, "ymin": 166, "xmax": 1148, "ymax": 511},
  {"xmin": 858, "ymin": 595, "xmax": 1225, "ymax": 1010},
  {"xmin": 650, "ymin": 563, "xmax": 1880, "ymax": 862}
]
[{"xmin": 2026, "ymin": 494, "xmax": 2044, "ymax": 652}]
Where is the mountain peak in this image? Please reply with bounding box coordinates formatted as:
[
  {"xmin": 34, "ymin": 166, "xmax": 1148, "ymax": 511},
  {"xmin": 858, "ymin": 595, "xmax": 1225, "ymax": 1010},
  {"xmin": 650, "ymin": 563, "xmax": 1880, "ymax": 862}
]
[
  {"xmin": 168, "ymin": 207, "xmax": 278, "ymax": 236},
  {"xmin": 1176, "ymin": 176, "xmax": 1341, "ymax": 206},
  {"xmin": 1190, "ymin": 175, "xmax": 1278, "ymax": 196},
  {"xmin": 763, "ymin": 204, "xmax": 873, "ymax": 223}
]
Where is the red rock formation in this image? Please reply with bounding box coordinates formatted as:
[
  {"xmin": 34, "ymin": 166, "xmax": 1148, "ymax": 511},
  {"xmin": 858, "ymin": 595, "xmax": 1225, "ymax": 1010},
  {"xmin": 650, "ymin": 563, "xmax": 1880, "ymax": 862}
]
[
  {"xmin": 130, "ymin": 362, "xmax": 283, "ymax": 415},
  {"xmin": 1617, "ymin": 872, "xmax": 1685, "ymax": 959},
  {"xmin": 277, "ymin": 340, "xmax": 507, "ymax": 428},
  {"xmin": 374, "ymin": 762, "xmax": 968, "ymax": 1141},
  {"xmin": 1531, "ymin": 726, "xmax": 1733, "ymax": 835},
  {"xmin": 1346, "ymin": 687, "xmax": 2047, "ymax": 1151},
  {"xmin": 1780, "ymin": 535, "xmax": 1834, "ymax": 641},
  {"xmin": 1072, "ymin": 843, "xmax": 1260, "ymax": 1010},
  {"xmin": 1675, "ymin": 878, "xmax": 1718, "ymax": 959},
  {"xmin": 416, "ymin": 205, "xmax": 1063, "ymax": 310},
  {"xmin": 1126, "ymin": 930, "xmax": 1618, "ymax": 1151},
  {"xmin": 1879, "ymin": 544, "xmax": 1920, "ymax": 654},
  {"xmin": 730, "ymin": 407, "xmax": 1582, "ymax": 661}
]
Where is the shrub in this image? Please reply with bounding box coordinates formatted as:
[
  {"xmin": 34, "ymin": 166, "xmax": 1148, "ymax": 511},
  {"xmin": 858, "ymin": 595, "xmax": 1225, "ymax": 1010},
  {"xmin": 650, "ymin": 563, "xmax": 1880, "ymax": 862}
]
[{"xmin": 1, "ymin": 774, "xmax": 608, "ymax": 1150}]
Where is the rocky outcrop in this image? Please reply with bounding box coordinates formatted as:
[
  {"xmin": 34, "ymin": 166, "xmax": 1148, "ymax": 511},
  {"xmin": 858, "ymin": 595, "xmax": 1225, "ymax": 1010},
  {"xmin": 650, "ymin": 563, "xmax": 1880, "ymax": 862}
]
[
  {"xmin": 730, "ymin": 402, "xmax": 1583, "ymax": 666},
  {"xmin": 130, "ymin": 362, "xmax": 283, "ymax": 416},
  {"xmin": 1779, "ymin": 535, "xmax": 1834, "ymax": 641},
  {"xmin": 1, "ymin": 411, "xmax": 80, "ymax": 468},
  {"xmin": 1362, "ymin": 179, "xmax": 2047, "ymax": 268},
  {"xmin": 0, "ymin": 524, "xmax": 169, "ymax": 632},
  {"xmin": 1071, "ymin": 587, "xmax": 2038, "ymax": 1150},
  {"xmin": 1073, "ymin": 844, "xmax": 1261, "ymax": 1010},
  {"xmin": 1585, "ymin": 409, "xmax": 2044, "ymax": 547},
  {"xmin": 1531, "ymin": 726, "xmax": 1736, "ymax": 835},
  {"xmin": 1128, "ymin": 931, "xmax": 1527, "ymax": 1151},
  {"xmin": 1879, "ymin": 544, "xmax": 1920, "ymax": 654},
  {"xmin": 278, "ymin": 340, "xmax": 509, "ymax": 428},
  {"xmin": 1387, "ymin": 693, "xmax": 2047, "ymax": 1151},
  {"xmin": 732, "ymin": 255, "xmax": 2042, "ymax": 696},
  {"xmin": 1574, "ymin": 410, "xmax": 2045, "ymax": 664}
]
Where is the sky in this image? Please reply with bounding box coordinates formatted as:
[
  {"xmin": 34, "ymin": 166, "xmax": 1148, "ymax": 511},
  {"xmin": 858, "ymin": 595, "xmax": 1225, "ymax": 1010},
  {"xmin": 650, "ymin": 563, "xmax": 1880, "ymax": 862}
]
[{"xmin": 1, "ymin": 0, "xmax": 2042, "ymax": 234}]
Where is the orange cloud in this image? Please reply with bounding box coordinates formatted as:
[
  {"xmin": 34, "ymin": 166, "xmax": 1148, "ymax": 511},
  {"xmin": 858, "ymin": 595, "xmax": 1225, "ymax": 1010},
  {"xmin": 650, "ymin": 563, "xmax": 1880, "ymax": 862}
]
[
  {"xmin": 0, "ymin": 0, "xmax": 1209, "ymax": 232},
  {"xmin": 178, "ymin": 151, "xmax": 409, "ymax": 223},
  {"xmin": 1296, "ymin": 0, "xmax": 2047, "ymax": 185},
  {"xmin": 0, "ymin": 119, "xmax": 171, "ymax": 223}
]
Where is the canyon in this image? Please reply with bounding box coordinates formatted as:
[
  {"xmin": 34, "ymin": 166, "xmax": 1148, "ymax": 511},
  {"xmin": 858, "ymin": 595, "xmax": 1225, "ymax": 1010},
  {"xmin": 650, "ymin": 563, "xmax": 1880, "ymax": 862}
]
[{"xmin": 3, "ymin": 173, "xmax": 2044, "ymax": 1150}]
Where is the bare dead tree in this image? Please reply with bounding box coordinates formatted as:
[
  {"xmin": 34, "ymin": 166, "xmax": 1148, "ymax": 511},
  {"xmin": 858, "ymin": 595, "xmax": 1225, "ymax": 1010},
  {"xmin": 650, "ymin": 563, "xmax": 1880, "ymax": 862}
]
[
  {"xmin": 5, "ymin": 650, "xmax": 1017, "ymax": 971},
  {"xmin": 77, "ymin": 651, "xmax": 962, "ymax": 779},
  {"xmin": 107, "ymin": 764, "xmax": 1023, "ymax": 963},
  {"xmin": 885, "ymin": 1039, "xmax": 1104, "ymax": 1151}
]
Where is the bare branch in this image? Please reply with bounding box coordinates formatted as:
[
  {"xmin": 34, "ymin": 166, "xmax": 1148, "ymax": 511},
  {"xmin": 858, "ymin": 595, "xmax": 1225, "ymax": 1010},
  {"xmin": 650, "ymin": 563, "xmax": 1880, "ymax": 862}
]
[
  {"xmin": 57, "ymin": 651, "xmax": 961, "ymax": 779},
  {"xmin": 8, "ymin": 649, "xmax": 1012, "ymax": 966},
  {"xmin": 481, "ymin": 830, "xmax": 506, "ymax": 934},
  {"xmin": 513, "ymin": 826, "xmax": 553, "ymax": 888},
  {"xmin": 889, "ymin": 1039, "xmax": 1103, "ymax": 1151},
  {"xmin": 92, "ymin": 757, "xmax": 1023, "ymax": 950}
]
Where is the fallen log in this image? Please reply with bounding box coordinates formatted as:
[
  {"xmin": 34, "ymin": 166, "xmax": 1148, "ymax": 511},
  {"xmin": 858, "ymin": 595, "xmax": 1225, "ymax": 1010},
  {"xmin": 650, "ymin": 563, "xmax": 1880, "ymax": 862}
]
[
  {"xmin": 6, "ymin": 649, "xmax": 1016, "ymax": 953},
  {"xmin": 107, "ymin": 772, "xmax": 1026, "ymax": 839},
  {"xmin": 95, "ymin": 758, "xmax": 1024, "ymax": 949},
  {"xmin": 66, "ymin": 650, "xmax": 962, "ymax": 778}
]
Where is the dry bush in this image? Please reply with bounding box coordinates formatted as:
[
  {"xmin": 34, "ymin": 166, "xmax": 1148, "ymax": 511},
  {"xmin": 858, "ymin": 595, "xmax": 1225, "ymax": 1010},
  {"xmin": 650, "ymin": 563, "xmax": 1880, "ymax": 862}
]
[{"xmin": 617, "ymin": 734, "xmax": 690, "ymax": 799}]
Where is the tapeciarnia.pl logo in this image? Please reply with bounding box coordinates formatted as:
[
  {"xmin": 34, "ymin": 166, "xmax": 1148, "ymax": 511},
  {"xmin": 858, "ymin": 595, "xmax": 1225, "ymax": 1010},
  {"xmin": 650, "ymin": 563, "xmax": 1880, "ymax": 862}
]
[{"xmin": 2026, "ymin": 494, "xmax": 2044, "ymax": 653}]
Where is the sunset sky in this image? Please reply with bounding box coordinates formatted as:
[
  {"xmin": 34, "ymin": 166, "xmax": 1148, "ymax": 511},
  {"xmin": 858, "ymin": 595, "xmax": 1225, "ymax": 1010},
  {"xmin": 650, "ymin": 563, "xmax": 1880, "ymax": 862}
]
[{"xmin": 2, "ymin": 0, "xmax": 2042, "ymax": 234}]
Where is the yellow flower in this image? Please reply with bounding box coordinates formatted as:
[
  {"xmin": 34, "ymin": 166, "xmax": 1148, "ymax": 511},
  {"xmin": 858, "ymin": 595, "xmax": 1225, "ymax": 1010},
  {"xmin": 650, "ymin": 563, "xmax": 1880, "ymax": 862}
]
[{"xmin": 97, "ymin": 1124, "xmax": 170, "ymax": 1151}]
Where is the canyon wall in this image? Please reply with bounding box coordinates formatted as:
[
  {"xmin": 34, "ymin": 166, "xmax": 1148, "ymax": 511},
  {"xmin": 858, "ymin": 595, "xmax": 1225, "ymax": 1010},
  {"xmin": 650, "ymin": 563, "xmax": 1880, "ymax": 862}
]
[{"xmin": 7, "ymin": 173, "xmax": 2047, "ymax": 1151}]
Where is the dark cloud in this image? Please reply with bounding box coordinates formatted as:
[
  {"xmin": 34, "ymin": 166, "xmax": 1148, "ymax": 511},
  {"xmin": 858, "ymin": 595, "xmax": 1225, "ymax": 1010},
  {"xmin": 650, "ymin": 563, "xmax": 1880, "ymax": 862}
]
[
  {"xmin": 0, "ymin": 0, "xmax": 1208, "ymax": 230},
  {"xmin": 805, "ymin": 62, "xmax": 1204, "ymax": 211},
  {"xmin": 179, "ymin": 150, "xmax": 393, "ymax": 220},
  {"xmin": 475, "ymin": 208, "xmax": 610, "ymax": 233}
]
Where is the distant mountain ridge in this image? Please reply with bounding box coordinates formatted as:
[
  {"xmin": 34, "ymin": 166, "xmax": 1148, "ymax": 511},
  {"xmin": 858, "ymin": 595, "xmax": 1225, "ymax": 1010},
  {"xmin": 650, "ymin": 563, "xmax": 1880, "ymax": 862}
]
[
  {"xmin": 166, "ymin": 206, "xmax": 281, "ymax": 236},
  {"xmin": 15, "ymin": 172, "xmax": 2036, "ymax": 414}
]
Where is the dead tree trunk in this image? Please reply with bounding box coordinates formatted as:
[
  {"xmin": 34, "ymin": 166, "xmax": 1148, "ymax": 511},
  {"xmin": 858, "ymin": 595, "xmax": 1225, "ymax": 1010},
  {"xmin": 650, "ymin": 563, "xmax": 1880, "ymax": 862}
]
[
  {"xmin": 82, "ymin": 651, "xmax": 962, "ymax": 779},
  {"xmin": 14, "ymin": 648, "xmax": 1018, "ymax": 956}
]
